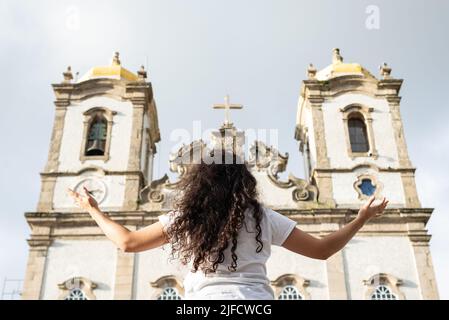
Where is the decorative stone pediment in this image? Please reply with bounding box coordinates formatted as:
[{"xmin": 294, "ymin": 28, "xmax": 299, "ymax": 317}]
[
  {"xmin": 139, "ymin": 138, "xmax": 318, "ymax": 211},
  {"xmin": 57, "ymin": 276, "xmax": 97, "ymax": 300}
]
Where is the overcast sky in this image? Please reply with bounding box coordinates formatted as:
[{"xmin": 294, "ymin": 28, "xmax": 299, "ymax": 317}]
[{"xmin": 1, "ymin": 0, "xmax": 448, "ymax": 299}]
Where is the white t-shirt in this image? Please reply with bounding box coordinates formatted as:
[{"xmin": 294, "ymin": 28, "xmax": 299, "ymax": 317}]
[{"xmin": 158, "ymin": 206, "xmax": 297, "ymax": 300}]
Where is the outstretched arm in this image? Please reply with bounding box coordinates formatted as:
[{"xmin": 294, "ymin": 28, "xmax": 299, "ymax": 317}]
[
  {"xmin": 282, "ymin": 196, "xmax": 388, "ymax": 260},
  {"xmin": 68, "ymin": 188, "xmax": 168, "ymax": 252}
]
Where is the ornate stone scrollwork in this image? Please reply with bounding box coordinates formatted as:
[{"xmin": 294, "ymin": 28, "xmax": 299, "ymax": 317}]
[
  {"xmin": 141, "ymin": 140, "xmax": 208, "ymax": 205},
  {"xmin": 57, "ymin": 276, "xmax": 97, "ymax": 300},
  {"xmin": 145, "ymin": 175, "xmax": 170, "ymax": 203},
  {"xmin": 271, "ymin": 273, "xmax": 310, "ymax": 300},
  {"xmin": 363, "ymin": 273, "xmax": 405, "ymax": 300},
  {"xmin": 150, "ymin": 275, "xmax": 184, "ymax": 300},
  {"xmin": 142, "ymin": 140, "xmax": 318, "ymax": 206},
  {"xmin": 247, "ymin": 141, "xmax": 318, "ymax": 202},
  {"xmin": 293, "ymin": 187, "xmax": 310, "ymax": 201},
  {"xmin": 169, "ymin": 140, "xmax": 209, "ymax": 177}
]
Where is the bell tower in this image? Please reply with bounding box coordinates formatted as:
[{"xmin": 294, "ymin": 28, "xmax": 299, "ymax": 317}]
[
  {"xmin": 294, "ymin": 49, "xmax": 439, "ymax": 299},
  {"xmin": 22, "ymin": 53, "xmax": 160, "ymax": 299},
  {"xmin": 37, "ymin": 52, "xmax": 160, "ymax": 213},
  {"xmin": 295, "ymin": 48, "xmax": 419, "ymax": 209}
]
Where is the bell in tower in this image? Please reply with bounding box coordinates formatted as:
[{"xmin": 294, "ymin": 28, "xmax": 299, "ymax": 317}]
[{"xmin": 85, "ymin": 115, "xmax": 107, "ymax": 156}]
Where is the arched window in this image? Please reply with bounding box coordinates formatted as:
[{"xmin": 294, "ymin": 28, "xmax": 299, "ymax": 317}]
[
  {"xmin": 348, "ymin": 114, "xmax": 369, "ymax": 153},
  {"xmin": 80, "ymin": 108, "xmax": 116, "ymax": 162},
  {"xmin": 157, "ymin": 287, "xmax": 182, "ymax": 300},
  {"xmin": 278, "ymin": 285, "xmax": 303, "ymax": 300},
  {"xmin": 65, "ymin": 288, "xmax": 88, "ymax": 300},
  {"xmin": 271, "ymin": 274, "xmax": 310, "ymax": 300},
  {"xmin": 58, "ymin": 277, "xmax": 97, "ymax": 300},
  {"xmin": 340, "ymin": 105, "xmax": 377, "ymax": 158},
  {"xmin": 363, "ymin": 273, "xmax": 404, "ymax": 300},
  {"xmin": 370, "ymin": 285, "xmax": 397, "ymax": 300},
  {"xmin": 85, "ymin": 113, "xmax": 108, "ymax": 156},
  {"xmin": 150, "ymin": 275, "xmax": 185, "ymax": 300}
]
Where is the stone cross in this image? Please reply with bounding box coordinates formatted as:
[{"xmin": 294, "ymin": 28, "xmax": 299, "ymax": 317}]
[{"xmin": 213, "ymin": 94, "xmax": 243, "ymax": 127}]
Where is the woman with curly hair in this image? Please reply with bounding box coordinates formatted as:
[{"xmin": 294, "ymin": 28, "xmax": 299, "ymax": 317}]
[{"xmin": 68, "ymin": 149, "xmax": 388, "ymax": 300}]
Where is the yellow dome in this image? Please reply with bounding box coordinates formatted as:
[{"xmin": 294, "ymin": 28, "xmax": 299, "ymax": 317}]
[
  {"xmin": 315, "ymin": 48, "xmax": 375, "ymax": 80},
  {"xmin": 78, "ymin": 52, "xmax": 138, "ymax": 83}
]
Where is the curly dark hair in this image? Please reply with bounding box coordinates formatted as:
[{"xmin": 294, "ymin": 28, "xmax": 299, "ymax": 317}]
[{"xmin": 165, "ymin": 150, "xmax": 264, "ymax": 274}]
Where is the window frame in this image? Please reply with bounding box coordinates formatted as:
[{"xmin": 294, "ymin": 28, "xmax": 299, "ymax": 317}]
[
  {"xmin": 150, "ymin": 275, "xmax": 184, "ymax": 300},
  {"xmin": 353, "ymin": 173, "xmax": 383, "ymax": 200},
  {"xmin": 65, "ymin": 288, "xmax": 88, "ymax": 300},
  {"xmin": 157, "ymin": 287, "xmax": 182, "ymax": 300},
  {"xmin": 340, "ymin": 104, "xmax": 378, "ymax": 159},
  {"xmin": 363, "ymin": 273, "xmax": 404, "ymax": 300},
  {"xmin": 278, "ymin": 284, "xmax": 304, "ymax": 300},
  {"xmin": 348, "ymin": 116, "xmax": 370, "ymax": 153},
  {"xmin": 271, "ymin": 274, "xmax": 310, "ymax": 300},
  {"xmin": 57, "ymin": 276, "xmax": 97, "ymax": 300},
  {"xmin": 80, "ymin": 107, "xmax": 116, "ymax": 162},
  {"xmin": 370, "ymin": 284, "xmax": 398, "ymax": 300}
]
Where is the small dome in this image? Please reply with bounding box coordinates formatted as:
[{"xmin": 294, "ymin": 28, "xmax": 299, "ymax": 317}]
[
  {"xmin": 77, "ymin": 52, "xmax": 138, "ymax": 83},
  {"xmin": 315, "ymin": 48, "xmax": 375, "ymax": 80}
]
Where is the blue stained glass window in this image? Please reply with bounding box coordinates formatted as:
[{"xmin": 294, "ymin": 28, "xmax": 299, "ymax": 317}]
[{"xmin": 360, "ymin": 179, "xmax": 376, "ymax": 196}]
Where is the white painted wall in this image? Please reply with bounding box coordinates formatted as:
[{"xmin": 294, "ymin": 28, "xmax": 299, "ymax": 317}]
[
  {"xmin": 268, "ymin": 246, "xmax": 328, "ymax": 299},
  {"xmin": 41, "ymin": 240, "xmax": 117, "ymax": 300},
  {"xmin": 343, "ymin": 236, "xmax": 421, "ymax": 300},
  {"xmin": 134, "ymin": 244, "xmax": 189, "ymax": 300},
  {"xmin": 253, "ymin": 171, "xmax": 300, "ymax": 209},
  {"xmin": 321, "ymin": 93, "xmax": 399, "ymax": 169},
  {"xmin": 332, "ymin": 170, "xmax": 406, "ymax": 208},
  {"xmin": 58, "ymin": 96, "xmax": 133, "ymax": 172}
]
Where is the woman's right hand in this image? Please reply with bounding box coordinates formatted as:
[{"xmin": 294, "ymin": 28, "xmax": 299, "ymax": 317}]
[{"xmin": 67, "ymin": 187, "xmax": 99, "ymax": 211}]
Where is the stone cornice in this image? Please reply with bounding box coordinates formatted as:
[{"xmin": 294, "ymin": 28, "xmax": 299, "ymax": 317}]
[
  {"xmin": 377, "ymin": 78, "xmax": 403, "ymax": 91},
  {"xmin": 39, "ymin": 170, "xmax": 145, "ymax": 178},
  {"xmin": 25, "ymin": 211, "xmax": 152, "ymax": 229},
  {"xmin": 313, "ymin": 167, "xmax": 416, "ymax": 173},
  {"xmin": 27, "ymin": 238, "xmax": 52, "ymax": 247},
  {"xmin": 24, "ymin": 208, "xmax": 434, "ymax": 245},
  {"xmin": 51, "ymin": 78, "xmax": 153, "ymax": 105},
  {"xmin": 276, "ymin": 207, "xmax": 433, "ymax": 222},
  {"xmin": 301, "ymin": 76, "xmax": 403, "ymax": 100},
  {"xmin": 25, "ymin": 207, "xmax": 433, "ymax": 227}
]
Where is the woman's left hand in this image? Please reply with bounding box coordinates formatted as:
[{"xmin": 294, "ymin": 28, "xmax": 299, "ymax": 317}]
[{"xmin": 357, "ymin": 196, "xmax": 389, "ymax": 223}]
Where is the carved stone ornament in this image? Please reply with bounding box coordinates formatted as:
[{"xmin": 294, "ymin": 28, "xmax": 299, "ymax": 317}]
[
  {"xmin": 57, "ymin": 276, "xmax": 97, "ymax": 300},
  {"xmin": 247, "ymin": 141, "xmax": 317, "ymax": 202}
]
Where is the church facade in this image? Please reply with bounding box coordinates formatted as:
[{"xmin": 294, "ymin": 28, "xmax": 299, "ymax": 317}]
[{"xmin": 21, "ymin": 50, "xmax": 439, "ymax": 300}]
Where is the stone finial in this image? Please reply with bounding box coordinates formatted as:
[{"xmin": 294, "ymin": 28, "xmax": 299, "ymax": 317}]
[
  {"xmin": 379, "ymin": 62, "xmax": 392, "ymax": 79},
  {"xmin": 62, "ymin": 66, "xmax": 73, "ymax": 83},
  {"xmin": 112, "ymin": 51, "xmax": 121, "ymax": 65},
  {"xmin": 307, "ymin": 63, "xmax": 317, "ymax": 79},
  {"xmin": 137, "ymin": 65, "xmax": 147, "ymax": 81},
  {"xmin": 332, "ymin": 48, "xmax": 343, "ymax": 64}
]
